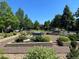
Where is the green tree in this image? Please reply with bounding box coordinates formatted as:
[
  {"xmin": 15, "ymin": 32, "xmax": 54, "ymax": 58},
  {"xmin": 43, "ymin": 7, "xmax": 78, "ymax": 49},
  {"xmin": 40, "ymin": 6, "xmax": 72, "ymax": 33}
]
[
  {"xmin": 50, "ymin": 14, "xmax": 62, "ymax": 29},
  {"xmin": 44, "ymin": 20, "xmax": 50, "ymax": 30},
  {"xmin": 62, "ymin": 5, "xmax": 75, "ymax": 30},
  {"xmin": 16, "ymin": 8, "xmax": 25, "ymax": 29},
  {"xmin": 66, "ymin": 41, "xmax": 79, "ymax": 59},
  {"xmin": 75, "ymin": 8, "xmax": 79, "ymax": 31},
  {"xmin": 0, "ymin": 17, "xmax": 5, "ymax": 32},
  {"xmin": 24, "ymin": 15, "xmax": 33, "ymax": 29},
  {"xmin": 0, "ymin": 1, "xmax": 19, "ymax": 32},
  {"xmin": 34, "ymin": 20, "xmax": 40, "ymax": 30}
]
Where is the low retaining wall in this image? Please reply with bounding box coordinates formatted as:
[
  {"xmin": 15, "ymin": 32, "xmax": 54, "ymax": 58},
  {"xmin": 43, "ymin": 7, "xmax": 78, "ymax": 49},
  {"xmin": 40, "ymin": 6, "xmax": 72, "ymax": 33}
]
[{"xmin": 5, "ymin": 42, "xmax": 53, "ymax": 47}]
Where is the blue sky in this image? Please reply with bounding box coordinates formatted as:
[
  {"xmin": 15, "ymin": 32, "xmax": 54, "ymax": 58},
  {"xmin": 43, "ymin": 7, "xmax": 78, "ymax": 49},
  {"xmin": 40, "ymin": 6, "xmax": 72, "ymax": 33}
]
[{"xmin": 7, "ymin": 0, "xmax": 79, "ymax": 24}]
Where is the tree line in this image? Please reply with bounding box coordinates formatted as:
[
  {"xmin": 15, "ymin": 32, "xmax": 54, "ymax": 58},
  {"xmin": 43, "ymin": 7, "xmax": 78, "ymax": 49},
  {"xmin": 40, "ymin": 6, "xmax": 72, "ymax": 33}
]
[{"xmin": 0, "ymin": 1, "xmax": 79, "ymax": 32}]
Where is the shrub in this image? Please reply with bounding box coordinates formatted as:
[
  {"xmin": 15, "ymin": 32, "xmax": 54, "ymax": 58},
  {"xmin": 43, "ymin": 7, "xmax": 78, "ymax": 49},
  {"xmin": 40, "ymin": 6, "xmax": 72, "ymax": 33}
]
[
  {"xmin": 20, "ymin": 31, "xmax": 27, "ymax": 36},
  {"xmin": 15, "ymin": 34, "xmax": 26, "ymax": 42},
  {"xmin": 31, "ymin": 35, "xmax": 51, "ymax": 42},
  {"xmin": 15, "ymin": 31, "xmax": 29, "ymax": 42},
  {"xmin": 74, "ymin": 34, "xmax": 79, "ymax": 41},
  {"xmin": 68, "ymin": 34, "xmax": 77, "ymax": 41},
  {"xmin": 42, "ymin": 35, "xmax": 51, "ymax": 42},
  {"xmin": 3, "ymin": 33, "xmax": 14, "ymax": 38},
  {"xmin": 31, "ymin": 36, "xmax": 43, "ymax": 42},
  {"xmin": 13, "ymin": 32, "xmax": 17, "ymax": 35},
  {"xmin": 0, "ymin": 56, "xmax": 9, "ymax": 59},
  {"xmin": 24, "ymin": 47, "xmax": 57, "ymax": 59},
  {"xmin": 59, "ymin": 36, "xmax": 70, "ymax": 42}
]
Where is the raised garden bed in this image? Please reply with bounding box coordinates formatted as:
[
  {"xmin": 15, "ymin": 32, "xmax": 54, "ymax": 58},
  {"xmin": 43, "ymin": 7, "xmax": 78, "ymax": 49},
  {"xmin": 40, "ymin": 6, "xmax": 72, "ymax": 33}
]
[
  {"xmin": 5, "ymin": 42, "xmax": 53, "ymax": 47},
  {"xmin": 57, "ymin": 36, "xmax": 71, "ymax": 46},
  {"xmin": 4, "ymin": 31, "xmax": 53, "ymax": 47}
]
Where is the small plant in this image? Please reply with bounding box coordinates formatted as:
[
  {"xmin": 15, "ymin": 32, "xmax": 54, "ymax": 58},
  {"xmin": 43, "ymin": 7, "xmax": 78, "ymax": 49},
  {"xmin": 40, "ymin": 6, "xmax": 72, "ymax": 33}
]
[{"xmin": 24, "ymin": 47, "xmax": 57, "ymax": 59}]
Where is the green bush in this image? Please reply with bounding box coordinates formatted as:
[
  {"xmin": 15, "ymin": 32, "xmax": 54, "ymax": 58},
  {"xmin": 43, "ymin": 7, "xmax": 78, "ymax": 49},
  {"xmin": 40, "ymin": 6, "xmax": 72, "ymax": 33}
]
[
  {"xmin": 74, "ymin": 34, "xmax": 79, "ymax": 41},
  {"xmin": 31, "ymin": 35, "xmax": 51, "ymax": 42},
  {"xmin": 15, "ymin": 32, "xmax": 27, "ymax": 42},
  {"xmin": 13, "ymin": 32, "xmax": 17, "ymax": 35},
  {"xmin": 68, "ymin": 34, "xmax": 77, "ymax": 41},
  {"xmin": 3, "ymin": 33, "xmax": 14, "ymax": 38},
  {"xmin": 42, "ymin": 35, "xmax": 51, "ymax": 42},
  {"xmin": 59, "ymin": 36, "xmax": 70, "ymax": 42},
  {"xmin": 20, "ymin": 31, "xmax": 27, "ymax": 36},
  {"xmin": 15, "ymin": 34, "xmax": 26, "ymax": 42},
  {"xmin": 24, "ymin": 47, "xmax": 57, "ymax": 59},
  {"xmin": 0, "ymin": 56, "xmax": 9, "ymax": 59},
  {"xmin": 31, "ymin": 36, "xmax": 43, "ymax": 42}
]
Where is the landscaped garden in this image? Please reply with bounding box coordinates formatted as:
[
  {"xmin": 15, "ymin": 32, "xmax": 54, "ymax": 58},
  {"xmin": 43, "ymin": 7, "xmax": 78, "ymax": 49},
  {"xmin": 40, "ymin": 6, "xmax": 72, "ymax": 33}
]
[{"xmin": 0, "ymin": 0, "xmax": 79, "ymax": 59}]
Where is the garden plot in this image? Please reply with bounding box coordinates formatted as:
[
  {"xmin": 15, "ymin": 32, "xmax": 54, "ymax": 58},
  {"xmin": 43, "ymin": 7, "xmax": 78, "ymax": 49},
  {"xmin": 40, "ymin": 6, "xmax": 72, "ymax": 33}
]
[{"xmin": 5, "ymin": 31, "xmax": 53, "ymax": 47}]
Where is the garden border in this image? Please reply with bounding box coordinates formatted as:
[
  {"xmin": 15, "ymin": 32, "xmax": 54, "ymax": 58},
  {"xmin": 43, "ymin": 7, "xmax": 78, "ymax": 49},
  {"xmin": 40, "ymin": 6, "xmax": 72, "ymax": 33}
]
[{"xmin": 5, "ymin": 42, "xmax": 53, "ymax": 47}]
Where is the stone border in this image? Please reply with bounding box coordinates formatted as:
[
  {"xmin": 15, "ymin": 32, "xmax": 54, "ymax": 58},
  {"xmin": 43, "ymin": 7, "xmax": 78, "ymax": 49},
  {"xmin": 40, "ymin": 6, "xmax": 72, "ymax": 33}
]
[{"xmin": 5, "ymin": 42, "xmax": 53, "ymax": 47}]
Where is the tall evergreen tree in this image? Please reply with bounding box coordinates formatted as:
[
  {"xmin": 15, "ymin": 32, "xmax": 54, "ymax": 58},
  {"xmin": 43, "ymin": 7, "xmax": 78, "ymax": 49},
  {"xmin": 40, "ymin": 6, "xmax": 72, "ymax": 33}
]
[
  {"xmin": 24, "ymin": 15, "xmax": 33, "ymax": 29},
  {"xmin": 61, "ymin": 5, "xmax": 75, "ymax": 30},
  {"xmin": 16, "ymin": 8, "xmax": 25, "ymax": 29},
  {"xmin": 75, "ymin": 8, "xmax": 79, "ymax": 31},
  {"xmin": 50, "ymin": 14, "xmax": 62, "ymax": 29}
]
